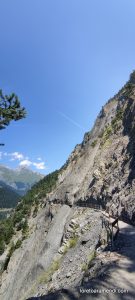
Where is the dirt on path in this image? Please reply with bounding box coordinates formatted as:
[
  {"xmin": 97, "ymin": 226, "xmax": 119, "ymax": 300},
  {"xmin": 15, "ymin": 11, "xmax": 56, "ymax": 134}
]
[
  {"xmin": 27, "ymin": 218, "xmax": 135, "ymax": 300},
  {"xmin": 78, "ymin": 218, "xmax": 135, "ymax": 300}
]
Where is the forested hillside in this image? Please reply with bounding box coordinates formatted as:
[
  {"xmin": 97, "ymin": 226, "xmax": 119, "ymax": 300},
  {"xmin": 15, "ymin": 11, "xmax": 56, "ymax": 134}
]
[{"xmin": 0, "ymin": 181, "xmax": 20, "ymax": 208}]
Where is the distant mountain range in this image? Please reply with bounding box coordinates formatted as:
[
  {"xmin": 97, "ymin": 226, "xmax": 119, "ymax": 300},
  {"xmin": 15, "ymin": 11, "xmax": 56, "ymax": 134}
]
[{"xmin": 0, "ymin": 165, "xmax": 44, "ymax": 209}]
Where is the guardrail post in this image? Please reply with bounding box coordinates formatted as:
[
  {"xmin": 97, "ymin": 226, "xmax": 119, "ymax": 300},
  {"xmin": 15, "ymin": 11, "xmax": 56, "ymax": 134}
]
[{"xmin": 111, "ymin": 224, "xmax": 113, "ymax": 248}]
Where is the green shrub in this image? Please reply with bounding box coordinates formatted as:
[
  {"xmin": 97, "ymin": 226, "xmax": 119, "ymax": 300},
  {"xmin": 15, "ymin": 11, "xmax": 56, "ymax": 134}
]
[
  {"xmin": 0, "ymin": 239, "xmax": 5, "ymax": 255},
  {"xmin": 91, "ymin": 140, "xmax": 97, "ymax": 148},
  {"xmin": 15, "ymin": 239, "xmax": 22, "ymax": 249},
  {"xmin": 100, "ymin": 125, "xmax": 112, "ymax": 146},
  {"xmin": 32, "ymin": 205, "xmax": 38, "ymax": 218},
  {"xmin": 111, "ymin": 109, "xmax": 123, "ymax": 126},
  {"xmin": 0, "ymin": 218, "xmax": 14, "ymax": 245},
  {"xmin": 124, "ymin": 82, "xmax": 134, "ymax": 97},
  {"xmin": 9, "ymin": 242, "xmax": 16, "ymax": 256},
  {"xmin": 13, "ymin": 211, "xmax": 24, "ymax": 225},
  {"xmin": 100, "ymin": 108, "xmax": 124, "ymax": 147},
  {"xmin": 104, "ymin": 126, "xmax": 112, "ymax": 138},
  {"xmin": 22, "ymin": 220, "xmax": 29, "ymax": 238}
]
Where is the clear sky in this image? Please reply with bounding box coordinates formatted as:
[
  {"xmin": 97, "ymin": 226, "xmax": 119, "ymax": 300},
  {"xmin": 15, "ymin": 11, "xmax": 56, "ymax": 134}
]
[{"xmin": 0, "ymin": 0, "xmax": 135, "ymax": 174}]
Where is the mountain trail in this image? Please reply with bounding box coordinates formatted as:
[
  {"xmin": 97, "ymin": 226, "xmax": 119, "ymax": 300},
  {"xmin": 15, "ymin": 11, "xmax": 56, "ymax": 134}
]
[
  {"xmin": 30, "ymin": 218, "xmax": 135, "ymax": 300},
  {"xmin": 80, "ymin": 218, "xmax": 135, "ymax": 300}
]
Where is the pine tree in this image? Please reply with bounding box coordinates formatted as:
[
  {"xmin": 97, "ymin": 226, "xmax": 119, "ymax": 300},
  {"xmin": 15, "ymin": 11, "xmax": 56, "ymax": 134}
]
[{"xmin": 0, "ymin": 89, "xmax": 26, "ymax": 130}]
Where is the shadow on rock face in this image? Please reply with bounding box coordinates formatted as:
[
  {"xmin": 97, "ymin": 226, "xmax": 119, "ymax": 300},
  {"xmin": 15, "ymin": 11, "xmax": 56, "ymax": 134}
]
[{"xmin": 27, "ymin": 288, "xmax": 78, "ymax": 300}]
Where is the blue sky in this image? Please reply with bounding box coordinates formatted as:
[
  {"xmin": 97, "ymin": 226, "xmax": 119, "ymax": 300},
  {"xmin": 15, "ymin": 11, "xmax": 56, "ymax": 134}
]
[{"xmin": 0, "ymin": 0, "xmax": 135, "ymax": 174}]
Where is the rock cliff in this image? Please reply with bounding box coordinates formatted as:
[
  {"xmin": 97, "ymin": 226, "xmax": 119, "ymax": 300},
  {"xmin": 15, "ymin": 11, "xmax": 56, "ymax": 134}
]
[{"xmin": 1, "ymin": 72, "xmax": 135, "ymax": 300}]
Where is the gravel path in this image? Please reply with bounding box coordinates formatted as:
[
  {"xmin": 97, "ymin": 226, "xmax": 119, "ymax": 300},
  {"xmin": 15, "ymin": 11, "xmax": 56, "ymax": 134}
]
[
  {"xmin": 80, "ymin": 219, "xmax": 135, "ymax": 300},
  {"xmin": 28, "ymin": 218, "xmax": 135, "ymax": 300}
]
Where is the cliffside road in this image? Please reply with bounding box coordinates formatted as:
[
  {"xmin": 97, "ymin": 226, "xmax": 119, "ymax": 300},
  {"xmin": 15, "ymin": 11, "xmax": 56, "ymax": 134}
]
[{"xmin": 29, "ymin": 219, "xmax": 135, "ymax": 300}]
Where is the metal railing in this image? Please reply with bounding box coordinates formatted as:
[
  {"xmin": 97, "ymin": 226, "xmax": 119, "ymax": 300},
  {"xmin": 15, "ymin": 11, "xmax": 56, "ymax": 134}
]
[{"xmin": 102, "ymin": 212, "xmax": 119, "ymax": 247}]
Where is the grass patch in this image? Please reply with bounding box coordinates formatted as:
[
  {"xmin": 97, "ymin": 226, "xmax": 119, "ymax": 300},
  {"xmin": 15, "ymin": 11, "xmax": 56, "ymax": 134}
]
[
  {"xmin": 100, "ymin": 125, "xmax": 113, "ymax": 146},
  {"xmin": 62, "ymin": 235, "xmax": 78, "ymax": 255},
  {"xmin": 72, "ymin": 223, "xmax": 79, "ymax": 231},
  {"xmin": 68, "ymin": 236, "xmax": 78, "ymax": 248},
  {"xmin": 38, "ymin": 259, "xmax": 60, "ymax": 284},
  {"xmin": 101, "ymin": 139, "xmax": 112, "ymax": 149},
  {"xmin": 104, "ymin": 126, "xmax": 112, "ymax": 139},
  {"xmin": 87, "ymin": 250, "xmax": 96, "ymax": 265},
  {"xmin": 81, "ymin": 263, "xmax": 88, "ymax": 272},
  {"xmin": 99, "ymin": 108, "xmax": 124, "ymax": 147},
  {"xmin": 111, "ymin": 108, "xmax": 124, "ymax": 133}
]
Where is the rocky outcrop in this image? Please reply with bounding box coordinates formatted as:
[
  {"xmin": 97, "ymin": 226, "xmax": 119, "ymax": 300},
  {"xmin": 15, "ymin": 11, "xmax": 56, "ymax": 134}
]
[{"xmin": 0, "ymin": 205, "xmax": 71, "ymax": 300}]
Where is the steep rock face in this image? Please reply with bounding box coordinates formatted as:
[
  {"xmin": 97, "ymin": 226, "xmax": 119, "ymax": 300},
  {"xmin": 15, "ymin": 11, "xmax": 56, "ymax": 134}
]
[
  {"xmin": 0, "ymin": 204, "xmax": 71, "ymax": 300},
  {"xmin": 1, "ymin": 73, "xmax": 135, "ymax": 300},
  {"xmin": 49, "ymin": 76, "xmax": 135, "ymax": 224}
]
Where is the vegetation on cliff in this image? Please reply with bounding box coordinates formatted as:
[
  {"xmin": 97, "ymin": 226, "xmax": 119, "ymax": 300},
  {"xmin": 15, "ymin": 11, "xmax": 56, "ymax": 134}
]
[{"xmin": 0, "ymin": 170, "xmax": 59, "ymax": 255}]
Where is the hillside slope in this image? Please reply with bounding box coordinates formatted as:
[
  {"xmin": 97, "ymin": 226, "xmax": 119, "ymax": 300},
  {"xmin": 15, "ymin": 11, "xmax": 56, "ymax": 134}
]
[
  {"xmin": 1, "ymin": 72, "xmax": 135, "ymax": 300},
  {"xmin": 0, "ymin": 181, "xmax": 20, "ymax": 208}
]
